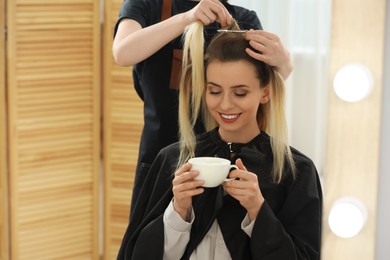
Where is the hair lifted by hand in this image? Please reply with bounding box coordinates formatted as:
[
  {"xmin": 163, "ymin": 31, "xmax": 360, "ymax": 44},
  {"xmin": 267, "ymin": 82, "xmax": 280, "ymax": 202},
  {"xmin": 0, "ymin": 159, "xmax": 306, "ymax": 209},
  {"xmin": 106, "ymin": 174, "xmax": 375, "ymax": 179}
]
[{"xmin": 178, "ymin": 21, "xmax": 295, "ymax": 183}]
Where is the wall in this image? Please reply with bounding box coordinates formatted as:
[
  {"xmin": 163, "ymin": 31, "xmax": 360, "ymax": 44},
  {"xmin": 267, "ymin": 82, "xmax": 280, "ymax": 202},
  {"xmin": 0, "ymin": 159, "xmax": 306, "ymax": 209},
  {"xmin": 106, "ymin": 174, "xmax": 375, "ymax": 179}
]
[
  {"xmin": 322, "ymin": 0, "xmax": 386, "ymax": 259},
  {"xmin": 376, "ymin": 0, "xmax": 390, "ymax": 258},
  {"xmin": 230, "ymin": 0, "xmax": 331, "ymax": 176}
]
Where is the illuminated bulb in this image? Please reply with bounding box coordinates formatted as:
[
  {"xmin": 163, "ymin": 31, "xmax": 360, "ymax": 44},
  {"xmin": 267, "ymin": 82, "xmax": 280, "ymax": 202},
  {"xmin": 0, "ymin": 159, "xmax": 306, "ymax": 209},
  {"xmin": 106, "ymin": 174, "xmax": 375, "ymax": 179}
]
[
  {"xmin": 333, "ymin": 64, "xmax": 373, "ymax": 102},
  {"xmin": 328, "ymin": 197, "xmax": 367, "ymax": 238}
]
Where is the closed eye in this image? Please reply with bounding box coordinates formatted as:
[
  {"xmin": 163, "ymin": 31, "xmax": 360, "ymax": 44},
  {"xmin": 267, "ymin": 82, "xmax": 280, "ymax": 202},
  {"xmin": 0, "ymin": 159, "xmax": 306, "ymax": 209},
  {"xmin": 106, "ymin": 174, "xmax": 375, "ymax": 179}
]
[{"xmin": 207, "ymin": 84, "xmax": 222, "ymax": 95}]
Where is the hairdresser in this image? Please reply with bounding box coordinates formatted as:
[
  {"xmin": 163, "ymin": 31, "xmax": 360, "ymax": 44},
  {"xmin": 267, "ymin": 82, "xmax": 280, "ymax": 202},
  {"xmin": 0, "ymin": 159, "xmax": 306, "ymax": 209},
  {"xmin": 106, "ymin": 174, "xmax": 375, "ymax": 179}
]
[{"xmin": 112, "ymin": 0, "xmax": 293, "ymax": 213}]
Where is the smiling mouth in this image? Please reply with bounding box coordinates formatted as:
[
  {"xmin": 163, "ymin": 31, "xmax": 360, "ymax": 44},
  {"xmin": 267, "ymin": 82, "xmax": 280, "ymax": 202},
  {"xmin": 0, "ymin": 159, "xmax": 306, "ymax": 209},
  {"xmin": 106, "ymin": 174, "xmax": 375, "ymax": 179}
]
[
  {"xmin": 221, "ymin": 114, "xmax": 238, "ymax": 119},
  {"xmin": 220, "ymin": 113, "xmax": 241, "ymax": 122}
]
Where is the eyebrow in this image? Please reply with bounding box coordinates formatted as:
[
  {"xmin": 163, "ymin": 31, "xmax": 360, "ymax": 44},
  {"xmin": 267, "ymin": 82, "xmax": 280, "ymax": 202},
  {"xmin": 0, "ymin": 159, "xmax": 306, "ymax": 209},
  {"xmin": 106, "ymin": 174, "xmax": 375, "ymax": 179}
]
[{"xmin": 207, "ymin": 82, "xmax": 249, "ymax": 89}]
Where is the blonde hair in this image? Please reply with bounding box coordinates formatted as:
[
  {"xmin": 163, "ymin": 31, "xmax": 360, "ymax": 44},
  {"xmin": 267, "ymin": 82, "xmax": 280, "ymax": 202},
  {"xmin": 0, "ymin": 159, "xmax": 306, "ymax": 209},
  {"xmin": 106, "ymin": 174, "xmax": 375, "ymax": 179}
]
[{"xmin": 178, "ymin": 22, "xmax": 295, "ymax": 183}]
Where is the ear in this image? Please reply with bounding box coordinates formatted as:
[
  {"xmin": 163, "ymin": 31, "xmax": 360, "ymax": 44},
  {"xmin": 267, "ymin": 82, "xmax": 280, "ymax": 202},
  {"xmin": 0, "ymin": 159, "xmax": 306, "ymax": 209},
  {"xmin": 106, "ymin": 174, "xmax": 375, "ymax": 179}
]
[{"xmin": 260, "ymin": 85, "xmax": 270, "ymax": 104}]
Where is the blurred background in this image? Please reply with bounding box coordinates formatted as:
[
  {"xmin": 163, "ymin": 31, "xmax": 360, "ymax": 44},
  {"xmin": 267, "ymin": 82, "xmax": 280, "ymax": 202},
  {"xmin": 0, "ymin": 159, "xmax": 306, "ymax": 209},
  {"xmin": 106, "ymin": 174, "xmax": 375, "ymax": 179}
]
[{"xmin": 0, "ymin": 0, "xmax": 389, "ymax": 259}]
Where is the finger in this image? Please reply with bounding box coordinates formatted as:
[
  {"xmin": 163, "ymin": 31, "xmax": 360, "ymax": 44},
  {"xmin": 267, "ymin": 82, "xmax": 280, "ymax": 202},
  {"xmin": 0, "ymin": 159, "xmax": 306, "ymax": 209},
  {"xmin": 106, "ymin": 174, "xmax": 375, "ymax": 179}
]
[
  {"xmin": 224, "ymin": 187, "xmax": 248, "ymax": 197},
  {"xmin": 223, "ymin": 179, "xmax": 246, "ymax": 190},
  {"xmin": 227, "ymin": 159, "xmax": 244, "ymax": 179},
  {"xmin": 235, "ymin": 158, "xmax": 247, "ymax": 171},
  {"xmin": 256, "ymin": 30, "xmax": 281, "ymax": 42},
  {"xmin": 227, "ymin": 170, "xmax": 258, "ymax": 184},
  {"xmin": 173, "ymin": 180, "xmax": 204, "ymax": 194},
  {"xmin": 227, "ymin": 159, "xmax": 247, "ymax": 179},
  {"xmin": 224, "ymin": 180, "xmax": 259, "ymax": 197},
  {"xmin": 245, "ymin": 48, "xmax": 271, "ymax": 64},
  {"xmin": 173, "ymin": 170, "xmax": 200, "ymax": 186},
  {"xmin": 227, "ymin": 169, "xmax": 241, "ymax": 179},
  {"xmin": 245, "ymin": 33, "xmax": 274, "ymax": 49},
  {"xmin": 223, "ymin": 186, "xmax": 253, "ymax": 203},
  {"xmin": 245, "ymin": 29, "xmax": 277, "ymax": 41},
  {"xmin": 183, "ymin": 188, "xmax": 204, "ymax": 197},
  {"xmin": 226, "ymin": 170, "xmax": 247, "ymax": 182},
  {"xmin": 197, "ymin": 12, "xmax": 214, "ymax": 25},
  {"xmin": 224, "ymin": 172, "xmax": 256, "ymax": 189},
  {"xmin": 215, "ymin": 11, "xmax": 231, "ymax": 27},
  {"xmin": 208, "ymin": 0, "xmax": 231, "ymax": 27},
  {"xmin": 175, "ymin": 163, "xmax": 192, "ymax": 177},
  {"xmin": 198, "ymin": 5, "xmax": 218, "ymax": 25},
  {"xmin": 174, "ymin": 188, "xmax": 204, "ymax": 202},
  {"xmin": 247, "ymin": 34, "xmax": 283, "ymax": 57},
  {"xmin": 175, "ymin": 178, "xmax": 204, "ymax": 191},
  {"xmin": 248, "ymin": 40, "xmax": 267, "ymax": 53},
  {"xmin": 172, "ymin": 188, "xmax": 204, "ymax": 200}
]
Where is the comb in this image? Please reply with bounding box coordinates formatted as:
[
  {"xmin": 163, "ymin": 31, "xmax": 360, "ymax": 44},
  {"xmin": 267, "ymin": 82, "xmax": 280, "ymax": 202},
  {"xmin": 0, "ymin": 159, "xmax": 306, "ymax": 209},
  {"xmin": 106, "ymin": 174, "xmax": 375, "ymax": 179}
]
[{"xmin": 217, "ymin": 29, "xmax": 248, "ymax": 33}]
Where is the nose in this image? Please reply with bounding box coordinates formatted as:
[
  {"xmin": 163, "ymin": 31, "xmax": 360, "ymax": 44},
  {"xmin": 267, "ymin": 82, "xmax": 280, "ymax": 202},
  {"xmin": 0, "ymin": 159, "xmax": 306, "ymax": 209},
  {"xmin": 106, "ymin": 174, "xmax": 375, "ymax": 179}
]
[{"xmin": 219, "ymin": 93, "xmax": 234, "ymax": 110}]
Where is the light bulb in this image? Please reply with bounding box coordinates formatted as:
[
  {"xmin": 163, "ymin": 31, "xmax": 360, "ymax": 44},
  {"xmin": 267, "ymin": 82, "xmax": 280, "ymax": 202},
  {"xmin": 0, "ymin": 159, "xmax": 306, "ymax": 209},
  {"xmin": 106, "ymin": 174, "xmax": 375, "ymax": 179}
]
[
  {"xmin": 333, "ymin": 64, "xmax": 373, "ymax": 102},
  {"xmin": 328, "ymin": 197, "xmax": 367, "ymax": 238}
]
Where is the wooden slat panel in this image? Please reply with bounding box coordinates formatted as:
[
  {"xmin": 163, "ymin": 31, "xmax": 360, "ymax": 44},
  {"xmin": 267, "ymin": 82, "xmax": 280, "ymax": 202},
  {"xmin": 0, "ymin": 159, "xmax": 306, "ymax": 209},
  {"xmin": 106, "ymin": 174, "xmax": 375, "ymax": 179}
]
[
  {"xmin": 322, "ymin": 0, "xmax": 385, "ymax": 259},
  {"xmin": 1, "ymin": 0, "xmax": 9, "ymax": 259},
  {"xmin": 7, "ymin": 0, "xmax": 100, "ymax": 259},
  {"xmin": 103, "ymin": 1, "xmax": 144, "ymax": 259}
]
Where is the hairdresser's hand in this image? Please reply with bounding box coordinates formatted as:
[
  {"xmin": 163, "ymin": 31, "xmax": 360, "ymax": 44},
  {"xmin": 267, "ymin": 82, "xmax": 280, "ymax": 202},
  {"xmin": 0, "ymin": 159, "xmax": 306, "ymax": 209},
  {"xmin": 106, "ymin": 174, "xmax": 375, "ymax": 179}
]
[
  {"xmin": 172, "ymin": 163, "xmax": 204, "ymax": 221},
  {"xmin": 184, "ymin": 0, "xmax": 232, "ymax": 27},
  {"xmin": 223, "ymin": 159, "xmax": 264, "ymax": 221},
  {"xmin": 245, "ymin": 29, "xmax": 292, "ymax": 80}
]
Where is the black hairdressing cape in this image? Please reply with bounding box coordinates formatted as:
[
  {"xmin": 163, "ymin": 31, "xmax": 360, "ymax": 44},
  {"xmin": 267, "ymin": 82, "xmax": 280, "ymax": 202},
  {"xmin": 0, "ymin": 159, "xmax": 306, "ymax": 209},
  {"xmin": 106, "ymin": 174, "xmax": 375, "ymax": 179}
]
[{"xmin": 117, "ymin": 128, "xmax": 322, "ymax": 260}]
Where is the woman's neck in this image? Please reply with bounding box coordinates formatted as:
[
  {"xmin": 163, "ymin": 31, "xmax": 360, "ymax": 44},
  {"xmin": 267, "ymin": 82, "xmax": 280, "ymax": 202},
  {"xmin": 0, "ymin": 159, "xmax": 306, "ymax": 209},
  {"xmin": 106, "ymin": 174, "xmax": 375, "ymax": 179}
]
[{"xmin": 218, "ymin": 128, "xmax": 261, "ymax": 144}]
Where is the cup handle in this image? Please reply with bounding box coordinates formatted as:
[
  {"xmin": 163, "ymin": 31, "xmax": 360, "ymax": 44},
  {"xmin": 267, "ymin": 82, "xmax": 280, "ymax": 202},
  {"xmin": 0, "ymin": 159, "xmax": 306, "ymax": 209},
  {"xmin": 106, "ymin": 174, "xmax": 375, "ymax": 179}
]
[{"xmin": 224, "ymin": 165, "xmax": 238, "ymax": 182}]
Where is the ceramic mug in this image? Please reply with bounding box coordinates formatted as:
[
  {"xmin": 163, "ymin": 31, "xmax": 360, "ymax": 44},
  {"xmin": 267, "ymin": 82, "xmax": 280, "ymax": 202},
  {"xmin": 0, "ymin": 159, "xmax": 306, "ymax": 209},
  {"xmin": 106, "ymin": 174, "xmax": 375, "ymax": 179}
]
[{"xmin": 188, "ymin": 157, "xmax": 238, "ymax": 188}]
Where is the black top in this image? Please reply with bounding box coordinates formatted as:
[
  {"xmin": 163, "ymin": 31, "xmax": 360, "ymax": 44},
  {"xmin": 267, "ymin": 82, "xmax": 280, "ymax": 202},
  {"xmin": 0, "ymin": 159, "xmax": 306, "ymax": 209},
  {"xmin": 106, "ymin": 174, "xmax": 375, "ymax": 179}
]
[
  {"xmin": 117, "ymin": 128, "xmax": 323, "ymax": 260},
  {"xmin": 114, "ymin": 0, "xmax": 262, "ymax": 167}
]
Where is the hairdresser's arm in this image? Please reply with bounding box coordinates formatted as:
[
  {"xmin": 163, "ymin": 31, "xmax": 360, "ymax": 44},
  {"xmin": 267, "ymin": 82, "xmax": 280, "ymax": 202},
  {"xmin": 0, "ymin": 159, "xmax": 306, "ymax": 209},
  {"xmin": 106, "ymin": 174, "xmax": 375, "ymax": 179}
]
[
  {"xmin": 245, "ymin": 30, "xmax": 293, "ymax": 80},
  {"xmin": 113, "ymin": 0, "xmax": 232, "ymax": 66}
]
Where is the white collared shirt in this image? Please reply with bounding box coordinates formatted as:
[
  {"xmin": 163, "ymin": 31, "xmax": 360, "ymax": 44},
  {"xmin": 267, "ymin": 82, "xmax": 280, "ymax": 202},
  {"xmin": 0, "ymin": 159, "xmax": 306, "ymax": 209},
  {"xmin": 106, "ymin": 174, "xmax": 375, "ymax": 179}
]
[{"xmin": 163, "ymin": 200, "xmax": 255, "ymax": 260}]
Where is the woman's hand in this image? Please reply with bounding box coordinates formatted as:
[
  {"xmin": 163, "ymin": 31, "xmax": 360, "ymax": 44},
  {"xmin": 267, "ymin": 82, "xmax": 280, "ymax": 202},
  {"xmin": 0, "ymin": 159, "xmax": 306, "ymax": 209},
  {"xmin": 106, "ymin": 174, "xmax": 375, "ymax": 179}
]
[
  {"xmin": 184, "ymin": 0, "xmax": 232, "ymax": 27},
  {"xmin": 245, "ymin": 29, "xmax": 293, "ymax": 80},
  {"xmin": 172, "ymin": 163, "xmax": 204, "ymax": 221},
  {"xmin": 223, "ymin": 159, "xmax": 264, "ymax": 221}
]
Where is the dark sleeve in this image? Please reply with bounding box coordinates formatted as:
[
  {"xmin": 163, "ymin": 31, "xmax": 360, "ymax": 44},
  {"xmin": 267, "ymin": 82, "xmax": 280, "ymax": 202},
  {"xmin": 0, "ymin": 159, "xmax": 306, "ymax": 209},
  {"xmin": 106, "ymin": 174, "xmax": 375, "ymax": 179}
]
[
  {"xmin": 114, "ymin": 0, "xmax": 157, "ymax": 37},
  {"xmin": 116, "ymin": 153, "xmax": 162, "ymax": 260},
  {"xmin": 132, "ymin": 215, "xmax": 165, "ymax": 259},
  {"xmin": 251, "ymin": 160, "xmax": 323, "ymax": 260},
  {"xmin": 116, "ymin": 147, "xmax": 177, "ymax": 259}
]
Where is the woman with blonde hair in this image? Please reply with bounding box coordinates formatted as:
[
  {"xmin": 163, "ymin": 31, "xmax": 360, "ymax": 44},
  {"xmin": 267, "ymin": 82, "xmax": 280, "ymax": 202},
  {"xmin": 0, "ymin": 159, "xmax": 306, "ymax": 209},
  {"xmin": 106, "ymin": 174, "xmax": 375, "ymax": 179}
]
[
  {"xmin": 117, "ymin": 21, "xmax": 322, "ymax": 260},
  {"xmin": 114, "ymin": 0, "xmax": 293, "ymax": 212}
]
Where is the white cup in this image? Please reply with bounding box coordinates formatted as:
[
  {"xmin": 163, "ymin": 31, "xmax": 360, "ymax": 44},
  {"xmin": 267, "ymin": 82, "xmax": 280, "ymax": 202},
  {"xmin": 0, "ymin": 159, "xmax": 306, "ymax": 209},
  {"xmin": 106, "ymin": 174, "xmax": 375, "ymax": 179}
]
[{"xmin": 188, "ymin": 157, "xmax": 238, "ymax": 188}]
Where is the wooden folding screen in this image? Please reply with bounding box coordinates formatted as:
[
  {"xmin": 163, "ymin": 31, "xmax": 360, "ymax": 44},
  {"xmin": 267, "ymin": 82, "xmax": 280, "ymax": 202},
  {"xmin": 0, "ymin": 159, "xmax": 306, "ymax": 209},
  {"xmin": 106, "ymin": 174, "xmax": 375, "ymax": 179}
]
[
  {"xmin": 6, "ymin": 0, "xmax": 101, "ymax": 259},
  {"xmin": 0, "ymin": 0, "xmax": 8, "ymax": 259},
  {"xmin": 103, "ymin": 0, "xmax": 144, "ymax": 259}
]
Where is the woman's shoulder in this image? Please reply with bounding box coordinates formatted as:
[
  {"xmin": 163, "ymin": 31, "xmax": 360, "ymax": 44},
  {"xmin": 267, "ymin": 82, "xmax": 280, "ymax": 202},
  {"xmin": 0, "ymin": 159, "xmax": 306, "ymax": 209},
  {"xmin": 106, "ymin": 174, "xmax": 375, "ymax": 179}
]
[
  {"xmin": 290, "ymin": 147, "xmax": 316, "ymax": 168},
  {"xmin": 289, "ymin": 146, "xmax": 320, "ymax": 185}
]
